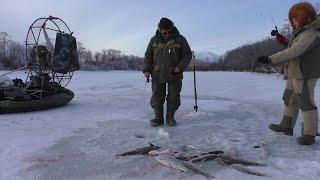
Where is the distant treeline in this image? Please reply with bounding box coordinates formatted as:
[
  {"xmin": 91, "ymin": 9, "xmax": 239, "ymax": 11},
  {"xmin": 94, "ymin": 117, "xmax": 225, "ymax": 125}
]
[
  {"xmin": 0, "ymin": 29, "xmax": 288, "ymax": 73},
  {"xmin": 0, "ymin": 32, "xmax": 145, "ymax": 71},
  {"xmin": 192, "ymin": 37, "xmax": 286, "ymax": 73},
  {"xmin": 76, "ymin": 42, "xmax": 144, "ymax": 71},
  {"xmin": 0, "ymin": 23, "xmax": 299, "ymax": 74},
  {"xmin": 0, "ymin": 32, "xmax": 25, "ymax": 70}
]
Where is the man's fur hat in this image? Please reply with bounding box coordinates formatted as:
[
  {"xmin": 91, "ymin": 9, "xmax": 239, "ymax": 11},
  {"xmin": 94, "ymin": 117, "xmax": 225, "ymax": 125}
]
[{"xmin": 289, "ymin": 2, "xmax": 317, "ymax": 26}]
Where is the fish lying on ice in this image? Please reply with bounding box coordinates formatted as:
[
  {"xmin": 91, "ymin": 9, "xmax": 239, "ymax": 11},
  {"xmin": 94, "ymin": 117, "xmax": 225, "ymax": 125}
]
[
  {"xmin": 115, "ymin": 143, "xmax": 161, "ymax": 156},
  {"xmin": 155, "ymin": 154, "xmax": 189, "ymax": 172}
]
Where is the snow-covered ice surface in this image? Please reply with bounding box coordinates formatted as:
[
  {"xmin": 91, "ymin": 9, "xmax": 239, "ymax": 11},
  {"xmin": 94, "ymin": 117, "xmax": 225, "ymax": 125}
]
[{"xmin": 1, "ymin": 71, "xmax": 320, "ymax": 180}]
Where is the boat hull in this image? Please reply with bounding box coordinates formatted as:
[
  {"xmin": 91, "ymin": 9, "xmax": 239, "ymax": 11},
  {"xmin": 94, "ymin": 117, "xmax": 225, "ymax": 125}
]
[{"xmin": 0, "ymin": 89, "xmax": 74, "ymax": 114}]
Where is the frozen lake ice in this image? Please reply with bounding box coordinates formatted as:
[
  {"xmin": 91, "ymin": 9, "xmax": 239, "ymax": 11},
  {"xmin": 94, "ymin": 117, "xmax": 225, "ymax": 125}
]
[{"xmin": 1, "ymin": 71, "xmax": 320, "ymax": 180}]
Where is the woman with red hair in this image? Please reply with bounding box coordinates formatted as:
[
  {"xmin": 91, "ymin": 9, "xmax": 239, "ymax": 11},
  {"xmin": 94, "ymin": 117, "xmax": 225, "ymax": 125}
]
[{"xmin": 258, "ymin": 2, "xmax": 320, "ymax": 145}]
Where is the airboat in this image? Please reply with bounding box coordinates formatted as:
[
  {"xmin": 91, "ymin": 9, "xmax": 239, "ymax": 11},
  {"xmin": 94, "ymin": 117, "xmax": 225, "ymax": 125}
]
[{"xmin": 0, "ymin": 16, "xmax": 80, "ymax": 113}]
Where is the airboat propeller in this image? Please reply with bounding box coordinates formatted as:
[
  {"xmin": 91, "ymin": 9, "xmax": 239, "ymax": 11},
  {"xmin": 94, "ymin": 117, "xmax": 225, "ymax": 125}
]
[{"xmin": 0, "ymin": 16, "xmax": 79, "ymax": 113}]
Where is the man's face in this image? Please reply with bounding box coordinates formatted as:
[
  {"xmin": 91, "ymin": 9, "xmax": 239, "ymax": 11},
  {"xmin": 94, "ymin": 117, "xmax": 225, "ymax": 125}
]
[
  {"xmin": 291, "ymin": 18, "xmax": 302, "ymax": 30},
  {"xmin": 160, "ymin": 29, "xmax": 171, "ymax": 40}
]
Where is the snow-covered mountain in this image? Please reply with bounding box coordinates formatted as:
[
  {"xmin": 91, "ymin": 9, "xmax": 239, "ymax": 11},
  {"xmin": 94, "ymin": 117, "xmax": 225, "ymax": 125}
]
[{"xmin": 194, "ymin": 51, "xmax": 221, "ymax": 62}]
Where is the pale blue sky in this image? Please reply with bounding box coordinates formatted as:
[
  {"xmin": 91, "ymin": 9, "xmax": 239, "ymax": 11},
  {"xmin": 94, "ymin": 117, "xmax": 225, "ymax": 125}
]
[{"xmin": 0, "ymin": 0, "xmax": 319, "ymax": 56}]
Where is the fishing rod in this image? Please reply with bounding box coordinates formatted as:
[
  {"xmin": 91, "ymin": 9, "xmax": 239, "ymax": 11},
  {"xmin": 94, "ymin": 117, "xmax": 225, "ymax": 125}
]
[
  {"xmin": 270, "ymin": 18, "xmax": 279, "ymax": 37},
  {"xmin": 192, "ymin": 51, "xmax": 198, "ymax": 112},
  {"xmin": 259, "ymin": 11, "xmax": 280, "ymax": 36}
]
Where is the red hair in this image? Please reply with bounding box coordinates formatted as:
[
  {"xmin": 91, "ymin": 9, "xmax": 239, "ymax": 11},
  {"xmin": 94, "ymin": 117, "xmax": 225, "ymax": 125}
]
[{"xmin": 289, "ymin": 2, "xmax": 316, "ymax": 26}]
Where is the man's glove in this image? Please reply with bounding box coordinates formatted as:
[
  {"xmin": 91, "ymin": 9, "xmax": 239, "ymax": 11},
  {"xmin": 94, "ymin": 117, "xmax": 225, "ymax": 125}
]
[
  {"xmin": 171, "ymin": 67, "xmax": 181, "ymax": 75},
  {"xmin": 143, "ymin": 71, "xmax": 151, "ymax": 83},
  {"xmin": 257, "ymin": 56, "xmax": 271, "ymax": 64},
  {"xmin": 275, "ymin": 34, "xmax": 287, "ymax": 45},
  {"xmin": 143, "ymin": 71, "xmax": 150, "ymax": 78},
  {"xmin": 271, "ymin": 29, "xmax": 287, "ymax": 45}
]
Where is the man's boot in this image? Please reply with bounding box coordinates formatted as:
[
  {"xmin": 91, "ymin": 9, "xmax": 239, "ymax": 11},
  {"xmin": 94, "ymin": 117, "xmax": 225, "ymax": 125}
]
[
  {"xmin": 166, "ymin": 108, "xmax": 176, "ymax": 126},
  {"xmin": 269, "ymin": 116, "xmax": 293, "ymax": 136},
  {"xmin": 150, "ymin": 106, "xmax": 164, "ymax": 126},
  {"xmin": 297, "ymin": 109, "xmax": 318, "ymax": 145},
  {"xmin": 297, "ymin": 135, "xmax": 315, "ymax": 145}
]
